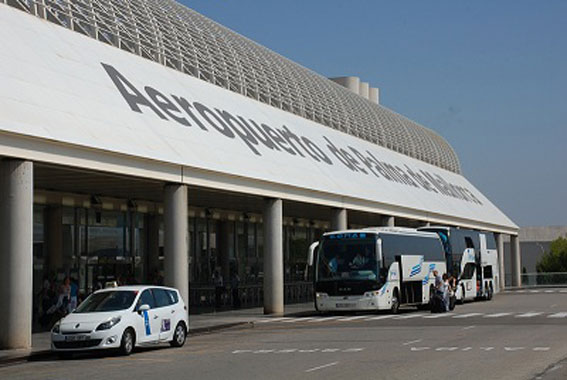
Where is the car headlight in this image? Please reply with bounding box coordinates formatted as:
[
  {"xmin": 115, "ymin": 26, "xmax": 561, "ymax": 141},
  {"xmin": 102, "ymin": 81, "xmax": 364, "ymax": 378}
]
[
  {"xmin": 96, "ymin": 316, "xmax": 122, "ymax": 331},
  {"xmin": 316, "ymin": 292, "xmax": 328, "ymax": 299},
  {"xmin": 52, "ymin": 320, "xmax": 61, "ymax": 334},
  {"xmin": 364, "ymin": 290, "xmax": 380, "ymax": 297}
]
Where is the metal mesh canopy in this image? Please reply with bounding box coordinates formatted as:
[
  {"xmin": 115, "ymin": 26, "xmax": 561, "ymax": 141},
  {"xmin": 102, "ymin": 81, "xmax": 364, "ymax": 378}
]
[{"xmin": 3, "ymin": 0, "xmax": 461, "ymax": 173}]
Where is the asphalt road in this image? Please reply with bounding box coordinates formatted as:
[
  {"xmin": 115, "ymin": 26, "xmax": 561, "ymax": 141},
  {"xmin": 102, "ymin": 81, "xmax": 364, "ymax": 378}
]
[{"xmin": 3, "ymin": 289, "xmax": 567, "ymax": 380}]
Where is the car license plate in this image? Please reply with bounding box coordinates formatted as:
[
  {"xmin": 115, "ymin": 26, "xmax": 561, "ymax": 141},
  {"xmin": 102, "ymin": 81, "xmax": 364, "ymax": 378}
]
[
  {"xmin": 65, "ymin": 335, "xmax": 90, "ymax": 342},
  {"xmin": 336, "ymin": 303, "xmax": 355, "ymax": 308}
]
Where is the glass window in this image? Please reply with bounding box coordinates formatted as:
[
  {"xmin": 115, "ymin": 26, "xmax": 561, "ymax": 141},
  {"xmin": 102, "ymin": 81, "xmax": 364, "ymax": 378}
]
[
  {"xmin": 465, "ymin": 237, "xmax": 475, "ymax": 249},
  {"xmin": 317, "ymin": 234, "xmax": 377, "ymax": 282},
  {"xmin": 483, "ymin": 266, "xmax": 493, "ymax": 279},
  {"xmin": 168, "ymin": 290, "xmax": 179, "ymax": 304},
  {"xmin": 381, "ymin": 234, "xmax": 445, "ymax": 267},
  {"xmin": 138, "ymin": 289, "xmax": 156, "ymax": 309},
  {"xmin": 461, "ymin": 263, "xmax": 476, "ymax": 280},
  {"xmin": 153, "ymin": 288, "xmax": 172, "ymax": 307},
  {"xmin": 75, "ymin": 291, "xmax": 137, "ymax": 313}
]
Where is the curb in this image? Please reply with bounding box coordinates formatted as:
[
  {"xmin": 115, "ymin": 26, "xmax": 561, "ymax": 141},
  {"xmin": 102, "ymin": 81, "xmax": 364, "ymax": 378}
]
[{"xmin": 0, "ymin": 320, "xmax": 258, "ymax": 367}]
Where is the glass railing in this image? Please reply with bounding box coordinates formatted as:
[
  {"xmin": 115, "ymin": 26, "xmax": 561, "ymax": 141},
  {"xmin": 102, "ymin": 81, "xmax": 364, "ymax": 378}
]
[{"xmin": 519, "ymin": 273, "xmax": 567, "ymax": 287}]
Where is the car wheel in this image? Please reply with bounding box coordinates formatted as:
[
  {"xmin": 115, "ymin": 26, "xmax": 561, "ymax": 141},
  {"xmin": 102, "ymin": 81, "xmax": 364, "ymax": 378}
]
[
  {"xmin": 391, "ymin": 289, "xmax": 400, "ymax": 314},
  {"xmin": 119, "ymin": 328, "xmax": 135, "ymax": 356},
  {"xmin": 170, "ymin": 323, "xmax": 187, "ymax": 348}
]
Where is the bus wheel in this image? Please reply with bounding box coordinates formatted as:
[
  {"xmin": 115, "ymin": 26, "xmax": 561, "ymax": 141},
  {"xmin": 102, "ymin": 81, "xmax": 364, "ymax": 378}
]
[{"xmin": 391, "ymin": 289, "xmax": 400, "ymax": 314}]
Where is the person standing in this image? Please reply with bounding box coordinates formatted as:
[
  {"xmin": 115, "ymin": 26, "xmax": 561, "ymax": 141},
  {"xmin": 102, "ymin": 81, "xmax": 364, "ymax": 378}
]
[{"xmin": 212, "ymin": 269, "xmax": 224, "ymax": 309}]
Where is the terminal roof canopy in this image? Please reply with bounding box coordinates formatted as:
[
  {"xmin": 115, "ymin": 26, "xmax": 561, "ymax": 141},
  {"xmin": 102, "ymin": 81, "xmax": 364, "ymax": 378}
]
[{"xmin": 0, "ymin": 4, "xmax": 518, "ymax": 234}]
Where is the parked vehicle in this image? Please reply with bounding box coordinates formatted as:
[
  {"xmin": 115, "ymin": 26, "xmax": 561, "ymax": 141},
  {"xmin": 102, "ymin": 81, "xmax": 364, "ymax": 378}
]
[
  {"xmin": 418, "ymin": 226, "xmax": 499, "ymax": 302},
  {"xmin": 51, "ymin": 285, "xmax": 188, "ymax": 356},
  {"xmin": 307, "ymin": 227, "xmax": 447, "ymax": 313}
]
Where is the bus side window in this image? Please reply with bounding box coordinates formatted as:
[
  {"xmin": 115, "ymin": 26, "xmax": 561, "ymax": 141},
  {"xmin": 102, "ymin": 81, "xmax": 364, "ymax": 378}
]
[
  {"xmin": 461, "ymin": 263, "xmax": 476, "ymax": 280},
  {"xmin": 465, "ymin": 237, "xmax": 475, "ymax": 249},
  {"xmin": 483, "ymin": 266, "xmax": 493, "ymax": 279}
]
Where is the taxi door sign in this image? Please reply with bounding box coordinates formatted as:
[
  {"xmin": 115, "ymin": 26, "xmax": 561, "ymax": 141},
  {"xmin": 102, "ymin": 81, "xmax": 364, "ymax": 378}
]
[
  {"xmin": 143, "ymin": 310, "xmax": 151, "ymax": 336},
  {"xmin": 161, "ymin": 319, "xmax": 171, "ymax": 332}
]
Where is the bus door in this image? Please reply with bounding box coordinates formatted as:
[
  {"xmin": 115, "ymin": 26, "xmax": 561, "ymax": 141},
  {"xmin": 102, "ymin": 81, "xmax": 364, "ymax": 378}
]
[{"xmin": 396, "ymin": 255, "xmax": 424, "ymax": 305}]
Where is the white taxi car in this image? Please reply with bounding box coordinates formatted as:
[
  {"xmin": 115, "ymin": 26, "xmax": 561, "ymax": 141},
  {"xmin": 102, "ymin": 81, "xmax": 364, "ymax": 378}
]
[{"xmin": 51, "ymin": 285, "xmax": 188, "ymax": 356}]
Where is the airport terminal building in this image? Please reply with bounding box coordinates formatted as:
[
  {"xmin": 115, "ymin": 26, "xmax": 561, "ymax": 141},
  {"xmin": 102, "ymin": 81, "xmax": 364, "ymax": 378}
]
[{"xmin": 0, "ymin": 0, "xmax": 520, "ymax": 349}]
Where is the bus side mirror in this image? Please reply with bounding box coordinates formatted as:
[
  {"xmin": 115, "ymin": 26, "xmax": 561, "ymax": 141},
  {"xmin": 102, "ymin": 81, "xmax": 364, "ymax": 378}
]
[{"xmin": 307, "ymin": 242, "xmax": 319, "ymax": 267}]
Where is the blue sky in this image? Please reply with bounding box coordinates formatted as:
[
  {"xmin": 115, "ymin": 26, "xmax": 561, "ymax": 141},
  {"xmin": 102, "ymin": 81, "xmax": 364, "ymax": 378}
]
[{"xmin": 182, "ymin": 1, "xmax": 567, "ymax": 227}]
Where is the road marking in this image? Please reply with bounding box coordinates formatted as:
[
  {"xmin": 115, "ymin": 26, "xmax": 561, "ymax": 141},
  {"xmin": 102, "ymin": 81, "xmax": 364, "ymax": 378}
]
[
  {"xmin": 515, "ymin": 312, "xmax": 543, "ymax": 318},
  {"xmin": 309, "ymin": 316, "xmax": 340, "ymax": 322},
  {"xmin": 256, "ymin": 317, "xmax": 290, "ymax": 323},
  {"xmin": 423, "ymin": 313, "xmax": 455, "ymax": 319},
  {"xmin": 394, "ymin": 313, "xmax": 427, "ymax": 320},
  {"xmin": 321, "ymin": 348, "xmax": 341, "ymax": 353},
  {"xmin": 305, "ymin": 362, "xmax": 339, "ymax": 373},
  {"xmin": 253, "ymin": 349, "xmax": 275, "ymax": 354},
  {"xmin": 343, "ymin": 348, "xmax": 365, "ymax": 352},
  {"xmin": 463, "ymin": 325, "xmax": 476, "ymax": 330},
  {"xmin": 529, "ymin": 290, "xmax": 540, "ymax": 293},
  {"xmin": 232, "ymin": 350, "xmax": 252, "ymax": 354},
  {"xmin": 282, "ymin": 317, "xmax": 315, "ymax": 323},
  {"xmin": 548, "ymin": 312, "xmax": 567, "ymax": 318},
  {"xmin": 533, "ymin": 347, "xmax": 551, "ymax": 351},
  {"xmin": 298, "ymin": 349, "xmax": 320, "ymax": 353},
  {"xmin": 275, "ymin": 349, "xmax": 297, "ymax": 353},
  {"xmin": 338, "ymin": 315, "xmax": 370, "ymax": 321},
  {"xmin": 516, "ymin": 290, "xmax": 527, "ymax": 293},
  {"xmin": 365, "ymin": 315, "xmax": 396, "ymax": 321},
  {"xmin": 484, "ymin": 312, "xmax": 511, "ymax": 318},
  {"xmin": 436, "ymin": 347, "xmax": 459, "ymax": 351},
  {"xmin": 480, "ymin": 347, "xmax": 495, "ymax": 351},
  {"xmin": 411, "ymin": 347, "xmax": 430, "ymax": 351},
  {"xmin": 453, "ymin": 313, "xmax": 483, "ymax": 319},
  {"xmin": 462, "ymin": 347, "xmax": 473, "ymax": 351},
  {"xmin": 403, "ymin": 339, "xmax": 423, "ymax": 346},
  {"xmin": 504, "ymin": 347, "xmax": 525, "ymax": 351},
  {"xmin": 545, "ymin": 290, "xmax": 555, "ymax": 293},
  {"xmin": 560, "ymin": 290, "xmax": 567, "ymax": 293}
]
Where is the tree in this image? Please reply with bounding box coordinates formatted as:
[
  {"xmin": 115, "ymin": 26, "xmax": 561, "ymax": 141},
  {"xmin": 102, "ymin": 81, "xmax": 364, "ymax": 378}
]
[{"xmin": 536, "ymin": 237, "xmax": 567, "ymax": 272}]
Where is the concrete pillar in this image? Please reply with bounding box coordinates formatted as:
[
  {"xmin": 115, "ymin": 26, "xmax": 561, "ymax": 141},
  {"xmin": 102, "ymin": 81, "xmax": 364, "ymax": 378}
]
[
  {"xmin": 46, "ymin": 205, "xmax": 63, "ymax": 276},
  {"xmin": 263, "ymin": 198, "xmax": 283, "ymax": 315},
  {"xmin": 369, "ymin": 87, "xmax": 380, "ymax": 104},
  {"xmin": 0, "ymin": 159, "xmax": 33, "ymax": 349},
  {"xmin": 359, "ymin": 82, "xmax": 369, "ymax": 99},
  {"xmin": 494, "ymin": 233, "xmax": 505, "ymax": 291},
  {"xmin": 331, "ymin": 208, "xmax": 347, "ymax": 231},
  {"xmin": 382, "ymin": 216, "xmax": 395, "ymax": 227},
  {"xmin": 164, "ymin": 184, "xmax": 189, "ymax": 305},
  {"xmin": 510, "ymin": 234, "xmax": 522, "ymax": 287},
  {"xmin": 329, "ymin": 76, "xmax": 360, "ymax": 94},
  {"xmin": 146, "ymin": 214, "xmax": 160, "ymax": 282}
]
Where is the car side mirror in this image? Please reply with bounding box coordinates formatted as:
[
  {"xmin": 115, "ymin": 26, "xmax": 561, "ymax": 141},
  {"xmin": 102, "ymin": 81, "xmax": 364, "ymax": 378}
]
[{"xmin": 137, "ymin": 304, "xmax": 150, "ymax": 313}]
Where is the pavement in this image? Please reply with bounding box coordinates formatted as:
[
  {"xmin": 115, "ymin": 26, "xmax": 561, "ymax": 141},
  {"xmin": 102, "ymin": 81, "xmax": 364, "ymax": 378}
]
[
  {"xmin": 0, "ymin": 302, "xmax": 314, "ymax": 366},
  {"xmin": 4, "ymin": 289, "xmax": 567, "ymax": 379}
]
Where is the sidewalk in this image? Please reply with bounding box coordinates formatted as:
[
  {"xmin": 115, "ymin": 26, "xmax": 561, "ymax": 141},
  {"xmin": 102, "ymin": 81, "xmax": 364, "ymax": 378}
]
[{"xmin": 0, "ymin": 302, "xmax": 314, "ymax": 366}]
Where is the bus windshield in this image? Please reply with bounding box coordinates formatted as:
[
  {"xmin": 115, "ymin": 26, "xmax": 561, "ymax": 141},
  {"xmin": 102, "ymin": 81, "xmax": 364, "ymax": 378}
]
[{"xmin": 316, "ymin": 234, "xmax": 378, "ymax": 282}]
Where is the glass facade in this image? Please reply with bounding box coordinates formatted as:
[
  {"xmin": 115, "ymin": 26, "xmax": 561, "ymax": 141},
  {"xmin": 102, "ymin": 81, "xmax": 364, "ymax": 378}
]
[{"xmin": 32, "ymin": 203, "xmax": 322, "ymax": 326}]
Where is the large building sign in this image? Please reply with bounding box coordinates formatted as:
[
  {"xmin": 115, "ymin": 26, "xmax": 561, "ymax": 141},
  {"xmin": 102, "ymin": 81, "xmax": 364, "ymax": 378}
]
[{"xmin": 0, "ymin": 5, "xmax": 516, "ymax": 232}]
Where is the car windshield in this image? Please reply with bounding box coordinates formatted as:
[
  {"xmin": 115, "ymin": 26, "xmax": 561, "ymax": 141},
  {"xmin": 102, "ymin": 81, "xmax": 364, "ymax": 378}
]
[
  {"xmin": 317, "ymin": 234, "xmax": 378, "ymax": 282},
  {"xmin": 74, "ymin": 291, "xmax": 137, "ymax": 313}
]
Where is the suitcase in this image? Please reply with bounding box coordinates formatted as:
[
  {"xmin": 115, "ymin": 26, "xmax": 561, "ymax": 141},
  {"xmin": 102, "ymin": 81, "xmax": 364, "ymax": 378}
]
[{"xmin": 430, "ymin": 293, "xmax": 446, "ymax": 313}]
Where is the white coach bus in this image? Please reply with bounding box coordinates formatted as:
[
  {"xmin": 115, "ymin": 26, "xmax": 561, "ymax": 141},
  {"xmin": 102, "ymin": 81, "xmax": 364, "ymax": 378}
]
[
  {"xmin": 418, "ymin": 227, "xmax": 499, "ymax": 302},
  {"xmin": 307, "ymin": 228, "xmax": 447, "ymax": 313}
]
